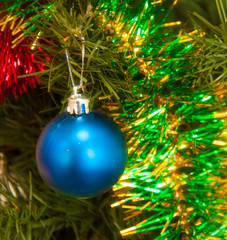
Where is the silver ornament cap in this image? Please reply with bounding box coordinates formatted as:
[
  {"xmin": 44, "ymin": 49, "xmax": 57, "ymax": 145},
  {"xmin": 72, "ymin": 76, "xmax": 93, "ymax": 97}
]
[{"xmin": 67, "ymin": 87, "xmax": 90, "ymax": 115}]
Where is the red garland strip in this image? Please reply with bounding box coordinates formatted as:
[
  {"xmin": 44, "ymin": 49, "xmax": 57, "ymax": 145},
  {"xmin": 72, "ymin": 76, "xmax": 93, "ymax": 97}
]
[{"xmin": 0, "ymin": 30, "xmax": 45, "ymax": 102}]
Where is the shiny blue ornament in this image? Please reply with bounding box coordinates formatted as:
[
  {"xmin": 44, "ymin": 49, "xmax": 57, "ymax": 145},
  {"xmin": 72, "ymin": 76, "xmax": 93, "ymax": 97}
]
[{"xmin": 36, "ymin": 111, "xmax": 127, "ymax": 198}]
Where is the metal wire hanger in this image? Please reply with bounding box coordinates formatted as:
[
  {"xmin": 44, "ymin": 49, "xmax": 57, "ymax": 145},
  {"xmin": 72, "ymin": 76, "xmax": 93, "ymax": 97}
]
[{"xmin": 65, "ymin": 6, "xmax": 93, "ymax": 96}]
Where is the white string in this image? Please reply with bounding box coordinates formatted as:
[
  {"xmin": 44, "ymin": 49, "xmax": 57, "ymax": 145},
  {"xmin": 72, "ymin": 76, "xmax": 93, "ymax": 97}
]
[
  {"xmin": 65, "ymin": 6, "xmax": 93, "ymax": 96},
  {"xmin": 65, "ymin": 48, "xmax": 77, "ymax": 95}
]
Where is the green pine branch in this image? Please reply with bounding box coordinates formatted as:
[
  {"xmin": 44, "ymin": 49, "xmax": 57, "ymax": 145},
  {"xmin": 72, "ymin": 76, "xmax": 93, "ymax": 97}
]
[
  {"xmin": 27, "ymin": 0, "xmax": 132, "ymax": 110},
  {"xmin": 190, "ymin": 0, "xmax": 227, "ymax": 92}
]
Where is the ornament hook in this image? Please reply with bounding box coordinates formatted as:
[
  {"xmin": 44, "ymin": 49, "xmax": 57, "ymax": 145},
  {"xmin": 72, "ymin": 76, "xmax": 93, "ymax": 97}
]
[
  {"xmin": 65, "ymin": 6, "xmax": 93, "ymax": 115},
  {"xmin": 65, "ymin": 48, "xmax": 77, "ymax": 96},
  {"xmin": 65, "ymin": 5, "xmax": 93, "ymax": 96}
]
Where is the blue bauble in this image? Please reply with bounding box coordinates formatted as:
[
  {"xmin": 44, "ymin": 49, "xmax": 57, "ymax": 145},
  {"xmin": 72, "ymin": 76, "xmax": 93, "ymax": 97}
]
[{"xmin": 36, "ymin": 111, "xmax": 127, "ymax": 198}]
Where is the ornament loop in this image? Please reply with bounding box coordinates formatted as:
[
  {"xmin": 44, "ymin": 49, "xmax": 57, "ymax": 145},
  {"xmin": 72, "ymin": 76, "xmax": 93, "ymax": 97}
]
[
  {"xmin": 65, "ymin": 48, "xmax": 77, "ymax": 95},
  {"xmin": 65, "ymin": 5, "xmax": 93, "ymax": 96},
  {"xmin": 65, "ymin": 6, "xmax": 93, "ymax": 115}
]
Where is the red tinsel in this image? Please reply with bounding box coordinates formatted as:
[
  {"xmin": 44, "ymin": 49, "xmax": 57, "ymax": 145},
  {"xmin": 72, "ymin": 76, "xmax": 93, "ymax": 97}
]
[{"xmin": 0, "ymin": 29, "xmax": 45, "ymax": 102}]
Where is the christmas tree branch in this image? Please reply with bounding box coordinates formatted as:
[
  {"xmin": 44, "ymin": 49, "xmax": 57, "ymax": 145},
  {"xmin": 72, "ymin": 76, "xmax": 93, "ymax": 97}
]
[{"xmin": 28, "ymin": 0, "xmax": 131, "ymax": 108}]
